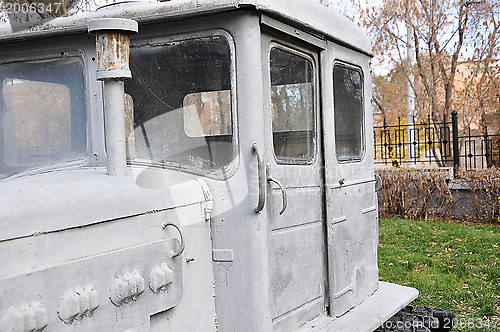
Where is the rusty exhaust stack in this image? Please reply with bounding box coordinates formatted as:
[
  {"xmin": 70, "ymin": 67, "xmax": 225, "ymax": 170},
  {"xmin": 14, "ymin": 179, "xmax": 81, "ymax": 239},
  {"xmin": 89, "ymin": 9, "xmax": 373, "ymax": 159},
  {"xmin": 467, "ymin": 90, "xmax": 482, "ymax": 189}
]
[{"xmin": 88, "ymin": 18, "xmax": 138, "ymax": 176}]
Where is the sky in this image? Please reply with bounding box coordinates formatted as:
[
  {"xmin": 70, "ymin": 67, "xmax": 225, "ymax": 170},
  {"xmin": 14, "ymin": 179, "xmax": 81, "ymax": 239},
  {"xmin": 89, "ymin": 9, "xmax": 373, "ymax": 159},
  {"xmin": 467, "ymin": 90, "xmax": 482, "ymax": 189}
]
[{"xmin": 317, "ymin": 0, "xmax": 390, "ymax": 75}]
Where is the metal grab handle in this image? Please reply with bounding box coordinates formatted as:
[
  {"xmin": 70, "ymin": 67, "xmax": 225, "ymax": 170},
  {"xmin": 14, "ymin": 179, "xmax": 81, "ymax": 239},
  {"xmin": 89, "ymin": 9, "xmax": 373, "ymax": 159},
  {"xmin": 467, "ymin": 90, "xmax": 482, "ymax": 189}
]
[
  {"xmin": 267, "ymin": 175, "xmax": 287, "ymax": 215},
  {"xmin": 266, "ymin": 163, "xmax": 287, "ymax": 215},
  {"xmin": 162, "ymin": 223, "xmax": 185, "ymax": 258},
  {"xmin": 252, "ymin": 143, "xmax": 266, "ymax": 213}
]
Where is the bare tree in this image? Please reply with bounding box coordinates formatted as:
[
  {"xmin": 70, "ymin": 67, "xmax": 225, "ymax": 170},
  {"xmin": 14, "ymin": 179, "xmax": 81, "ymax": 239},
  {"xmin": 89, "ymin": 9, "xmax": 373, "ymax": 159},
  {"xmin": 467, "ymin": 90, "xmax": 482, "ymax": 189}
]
[{"xmin": 356, "ymin": 0, "xmax": 500, "ymax": 165}]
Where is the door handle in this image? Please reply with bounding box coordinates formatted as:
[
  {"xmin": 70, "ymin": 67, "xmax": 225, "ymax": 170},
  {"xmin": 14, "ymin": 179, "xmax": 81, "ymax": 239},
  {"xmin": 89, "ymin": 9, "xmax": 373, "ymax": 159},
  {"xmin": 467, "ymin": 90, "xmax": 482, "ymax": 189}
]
[
  {"xmin": 251, "ymin": 143, "xmax": 287, "ymax": 215},
  {"xmin": 266, "ymin": 164, "xmax": 287, "ymax": 215},
  {"xmin": 252, "ymin": 143, "xmax": 266, "ymax": 213}
]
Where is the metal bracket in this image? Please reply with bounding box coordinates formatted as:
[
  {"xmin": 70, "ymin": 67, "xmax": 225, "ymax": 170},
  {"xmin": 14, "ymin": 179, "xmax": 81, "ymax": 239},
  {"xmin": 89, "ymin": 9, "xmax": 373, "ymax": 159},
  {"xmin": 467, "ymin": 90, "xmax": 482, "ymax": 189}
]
[{"xmin": 162, "ymin": 223, "xmax": 185, "ymax": 258}]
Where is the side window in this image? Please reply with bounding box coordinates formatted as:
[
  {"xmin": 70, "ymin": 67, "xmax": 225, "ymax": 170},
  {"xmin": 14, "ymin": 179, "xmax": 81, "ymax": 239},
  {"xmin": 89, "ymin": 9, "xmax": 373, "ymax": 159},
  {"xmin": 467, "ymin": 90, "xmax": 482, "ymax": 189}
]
[
  {"xmin": 270, "ymin": 46, "xmax": 315, "ymax": 163},
  {"xmin": 124, "ymin": 33, "xmax": 236, "ymax": 179},
  {"xmin": 0, "ymin": 55, "xmax": 87, "ymax": 178},
  {"xmin": 333, "ymin": 63, "xmax": 364, "ymax": 161}
]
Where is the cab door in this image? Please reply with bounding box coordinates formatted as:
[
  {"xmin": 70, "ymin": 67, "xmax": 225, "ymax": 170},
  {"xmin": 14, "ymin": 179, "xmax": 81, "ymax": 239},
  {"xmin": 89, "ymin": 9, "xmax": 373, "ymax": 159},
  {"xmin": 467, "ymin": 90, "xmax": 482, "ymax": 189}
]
[
  {"xmin": 322, "ymin": 42, "xmax": 379, "ymax": 318},
  {"xmin": 261, "ymin": 33, "xmax": 328, "ymax": 332}
]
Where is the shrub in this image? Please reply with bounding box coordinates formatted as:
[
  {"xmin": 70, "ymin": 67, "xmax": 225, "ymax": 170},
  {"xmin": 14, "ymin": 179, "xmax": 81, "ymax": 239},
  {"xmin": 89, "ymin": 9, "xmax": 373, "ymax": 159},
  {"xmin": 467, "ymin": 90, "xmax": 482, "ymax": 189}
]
[
  {"xmin": 377, "ymin": 169, "xmax": 453, "ymax": 220},
  {"xmin": 455, "ymin": 168, "xmax": 500, "ymax": 223},
  {"xmin": 377, "ymin": 167, "xmax": 500, "ymax": 223}
]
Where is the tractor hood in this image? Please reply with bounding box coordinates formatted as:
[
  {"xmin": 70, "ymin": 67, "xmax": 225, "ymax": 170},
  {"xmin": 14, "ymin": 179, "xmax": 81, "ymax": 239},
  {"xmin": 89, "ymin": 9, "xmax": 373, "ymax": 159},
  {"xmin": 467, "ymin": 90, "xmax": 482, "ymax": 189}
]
[{"xmin": 0, "ymin": 167, "xmax": 212, "ymax": 242}]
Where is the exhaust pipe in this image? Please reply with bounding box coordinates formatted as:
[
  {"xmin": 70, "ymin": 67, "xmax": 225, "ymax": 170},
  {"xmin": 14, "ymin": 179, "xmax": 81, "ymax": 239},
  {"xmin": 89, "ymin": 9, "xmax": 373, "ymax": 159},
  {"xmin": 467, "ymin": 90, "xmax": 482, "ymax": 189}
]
[{"xmin": 88, "ymin": 18, "xmax": 138, "ymax": 176}]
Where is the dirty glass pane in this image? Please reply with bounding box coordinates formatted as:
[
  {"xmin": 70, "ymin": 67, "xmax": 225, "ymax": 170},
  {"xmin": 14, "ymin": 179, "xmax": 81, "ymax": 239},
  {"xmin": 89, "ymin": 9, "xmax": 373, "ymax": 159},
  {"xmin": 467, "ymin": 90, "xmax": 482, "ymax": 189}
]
[
  {"xmin": 125, "ymin": 35, "xmax": 235, "ymax": 178},
  {"xmin": 270, "ymin": 47, "xmax": 315, "ymax": 163},
  {"xmin": 183, "ymin": 90, "xmax": 231, "ymax": 137},
  {"xmin": 333, "ymin": 64, "xmax": 364, "ymax": 161},
  {"xmin": 0, "ymin": 56, "xmax": 87, "ymax": 178}
]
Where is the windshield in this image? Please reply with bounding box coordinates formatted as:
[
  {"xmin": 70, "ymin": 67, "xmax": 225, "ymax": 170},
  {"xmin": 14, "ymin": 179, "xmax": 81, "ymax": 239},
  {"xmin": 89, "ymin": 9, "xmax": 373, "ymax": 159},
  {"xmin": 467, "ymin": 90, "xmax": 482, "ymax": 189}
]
[
  {"xmin": 124, "ymin": 33, "xmax": 237, "ymax": 179},
  {"xmin": 0, "ymin": 55, "xmax": 87, "ymax": 178}
]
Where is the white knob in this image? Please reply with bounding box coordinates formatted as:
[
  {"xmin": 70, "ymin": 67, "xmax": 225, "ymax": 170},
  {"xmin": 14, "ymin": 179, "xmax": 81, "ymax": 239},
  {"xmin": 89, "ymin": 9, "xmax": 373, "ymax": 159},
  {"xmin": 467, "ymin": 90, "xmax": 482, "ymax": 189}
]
[
  {"xmin": 29, "ymin": 301, "xmax": 48, "ymax": 330},
  {"xmin": 75, "ymin": 288, "xmax": 90, "ymax": 317},
  {"xmin": 132, "ymin": 272, "xmax": 145, "ymax": 298},
  {"xmin": 123, "ymin": 273, "xmax": 137, "ymax": 301},
  {"xmin": 160, "ymin": 263, "xmax": 173, "ymax": 287},
  {"xmin": 0, "ymin": 307, "xmax": 24, "ymax": 332},
  {"xmin": 57, "ymin": 291, "xmax": 80, "ymax": 323},
  {"xmin": 82, "ymin": 286, "xmax": 99, "ymax": 312},
  {"xmin": 18, "ymin": 303, "xmax": 36, "ymax": 331},
  {"xmin": 149, "ymin": 266, "xmax": 166, "ymax": 293},
  {"xmin": 109, "ymin": 277, "xmax": 128, "ymax": 306}
]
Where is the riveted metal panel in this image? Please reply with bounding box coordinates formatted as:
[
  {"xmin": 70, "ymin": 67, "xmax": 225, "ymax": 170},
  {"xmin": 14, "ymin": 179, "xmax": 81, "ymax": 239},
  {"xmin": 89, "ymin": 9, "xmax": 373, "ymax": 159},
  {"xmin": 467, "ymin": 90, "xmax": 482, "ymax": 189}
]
[
  {"xmin": 0, "ymin": 163, "xmax": 217, "ymax": 331},
  {"xmin": 0, "ymin": 237, "xmax": 183, "ymax": 331}
]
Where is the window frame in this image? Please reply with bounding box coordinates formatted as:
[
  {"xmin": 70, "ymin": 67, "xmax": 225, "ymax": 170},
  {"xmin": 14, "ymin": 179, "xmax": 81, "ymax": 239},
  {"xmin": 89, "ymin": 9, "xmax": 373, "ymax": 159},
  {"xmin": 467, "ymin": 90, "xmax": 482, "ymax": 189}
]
[
  {"xmin": 268, "ymin": 42, "xmax": 318, "ymax": 166},
  {"xmin": 333, "ymin": 60, "xmax": 366, "ymax": 163},
  {"xmin": 0, "ymin": 50, "xmax": 89, "ymax": 178},
  {"xmin": 126, "ymin": 29, "xmax": 239, "ymax": 180}
]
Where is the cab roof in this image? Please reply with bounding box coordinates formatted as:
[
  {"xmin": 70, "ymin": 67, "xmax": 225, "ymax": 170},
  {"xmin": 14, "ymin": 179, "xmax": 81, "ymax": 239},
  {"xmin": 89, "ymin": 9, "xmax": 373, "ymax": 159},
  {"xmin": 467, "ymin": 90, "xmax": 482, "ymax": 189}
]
[{"xmin": 0, "ymin": 0, "xmax": 372, "ymax": 55}]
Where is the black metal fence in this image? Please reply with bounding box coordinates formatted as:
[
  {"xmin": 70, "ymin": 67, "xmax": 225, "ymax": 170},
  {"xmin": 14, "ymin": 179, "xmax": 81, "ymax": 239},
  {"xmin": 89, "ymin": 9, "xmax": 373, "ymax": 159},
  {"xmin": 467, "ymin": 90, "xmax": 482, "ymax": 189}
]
[
  {"xmin": 17, "ymin": 141, "xmax": 69, "ymax": 165},
  {"xmin": 374, "ymin": 111, "xmax": 500, "ymax": 171}
]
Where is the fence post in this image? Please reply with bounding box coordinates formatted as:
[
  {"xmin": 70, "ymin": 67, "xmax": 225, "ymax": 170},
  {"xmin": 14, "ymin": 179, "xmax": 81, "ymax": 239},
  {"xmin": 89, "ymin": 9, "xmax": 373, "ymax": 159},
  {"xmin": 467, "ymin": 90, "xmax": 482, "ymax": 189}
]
[
  {"xmin": 484, "ymin": 126, "xmax": 490, "ymax": 168},
  {"xmin": 452, "ymin": 111, "xmax": 459, "ymax": 176}
]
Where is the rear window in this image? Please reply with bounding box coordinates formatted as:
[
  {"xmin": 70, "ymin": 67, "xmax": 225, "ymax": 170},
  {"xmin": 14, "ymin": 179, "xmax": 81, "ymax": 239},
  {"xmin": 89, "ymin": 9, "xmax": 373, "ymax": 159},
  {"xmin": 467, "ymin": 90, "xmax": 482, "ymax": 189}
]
[
  {"xmin": 333, "ymin": 63, "xmax": 364, "ymax": 161},
  {"xmin": 124, "ymin": 33, "xmax": 237, "ymax": 179},
  {"xmin": 0, "ymin": 55, "xmax": 87, "ymax": 178}
]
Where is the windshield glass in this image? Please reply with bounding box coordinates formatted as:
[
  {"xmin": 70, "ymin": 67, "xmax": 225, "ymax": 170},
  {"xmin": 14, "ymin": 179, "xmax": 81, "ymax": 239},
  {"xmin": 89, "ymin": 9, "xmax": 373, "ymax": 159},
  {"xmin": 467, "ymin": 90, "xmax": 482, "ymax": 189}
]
[
  {"xmin": 124, "ymin": 34, "xmax": 237, "ymax": 179},
  {"xmin": 0, "ymin": 55, "xmax": 87, "ymax": 178}
]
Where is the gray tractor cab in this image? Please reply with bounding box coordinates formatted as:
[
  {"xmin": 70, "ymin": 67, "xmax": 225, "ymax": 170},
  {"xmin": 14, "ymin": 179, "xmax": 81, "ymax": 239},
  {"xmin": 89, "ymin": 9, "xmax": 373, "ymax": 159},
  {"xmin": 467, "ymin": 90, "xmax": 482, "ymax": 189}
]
[{"xmin": 0, "ymin": 1, "xmax": 420, "ymax": 331}]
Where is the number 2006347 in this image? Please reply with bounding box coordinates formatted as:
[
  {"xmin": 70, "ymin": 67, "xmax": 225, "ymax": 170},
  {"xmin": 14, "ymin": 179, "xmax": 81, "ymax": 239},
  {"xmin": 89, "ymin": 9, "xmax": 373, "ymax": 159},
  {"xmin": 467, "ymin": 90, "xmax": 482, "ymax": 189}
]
[
  {"xmin": 381, "ymin": 317, "xmax": 499, "ymax": 330},
  {"xmin": 451, "ymin": 317, "xmax": 500, "ymax": 329},
  {"xmin": 4, "ymin": 2, "xmax": 63, "ymax": 15}
]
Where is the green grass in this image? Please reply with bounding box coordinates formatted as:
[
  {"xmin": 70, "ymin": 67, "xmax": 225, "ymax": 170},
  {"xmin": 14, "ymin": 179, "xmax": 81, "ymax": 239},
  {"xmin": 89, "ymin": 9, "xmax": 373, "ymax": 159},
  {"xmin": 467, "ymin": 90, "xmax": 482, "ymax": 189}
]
[{"xmin": 379, "ymin": 217, "xmax": 500, "ymax": 331}]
